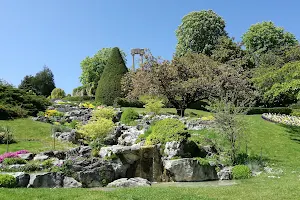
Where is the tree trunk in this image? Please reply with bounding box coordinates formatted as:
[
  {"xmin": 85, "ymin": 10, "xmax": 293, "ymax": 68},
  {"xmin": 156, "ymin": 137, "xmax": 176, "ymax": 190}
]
[{"xmin": 176, "ymin": 108, "xmax": 186, "ymax": 117}]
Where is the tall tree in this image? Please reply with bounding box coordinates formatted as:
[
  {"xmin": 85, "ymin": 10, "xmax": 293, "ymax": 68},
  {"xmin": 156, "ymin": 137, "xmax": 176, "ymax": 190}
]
[
  {"xmin": 95, "ymin": 47, "xmax": 128, "ymax": 105},
  {"xmin": 80, "ymin": 48, "xmax": 126, "ymax": 86},
  {"xmin": 242, "ymin": 21, "xmax": 297, "ymax": 55},
  {"xmin": 19, "ymin": 66, "xmax": 55, "ymax": 97},
  {"xmin": 176, "ymin": 10, "xmax": 227, "ymax": 56}
]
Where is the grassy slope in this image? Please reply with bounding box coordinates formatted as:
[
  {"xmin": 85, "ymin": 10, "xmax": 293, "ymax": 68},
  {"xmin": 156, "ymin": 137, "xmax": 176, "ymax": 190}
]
[
  {"xmin": 0, "ymin": 110, "xmax": 300, "ymax": 199},
  {"xmin": 0, "ymin": 118, "xmax": 75, "ymax": 154}
]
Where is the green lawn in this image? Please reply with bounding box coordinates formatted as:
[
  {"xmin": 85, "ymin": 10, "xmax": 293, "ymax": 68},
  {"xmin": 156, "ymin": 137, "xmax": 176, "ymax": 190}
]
[
  {"xmin": 0, "ymin": 118, "xmax": 75, "ymax": 154},
  {"xmin": 0, "ymin": 110, "xmax": 300, "ymax": 199}
]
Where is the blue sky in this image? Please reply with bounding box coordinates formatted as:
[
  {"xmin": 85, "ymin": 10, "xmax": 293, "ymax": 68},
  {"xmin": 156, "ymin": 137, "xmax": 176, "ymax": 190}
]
[{"xmin": 1, "ymin": 0, "xmax": 299, "ymax": 94}]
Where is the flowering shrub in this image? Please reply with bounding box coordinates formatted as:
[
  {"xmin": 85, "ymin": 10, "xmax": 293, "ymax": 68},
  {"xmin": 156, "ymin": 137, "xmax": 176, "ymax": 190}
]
[
  {"xmin": 45, "ymin": 109, "xmax": 64, "ymax": 117},
  {"xmin": 79, "ymin": 102, "xmax": 95, "ymax": 109},
  {"xmin": 0, "ymin": 150, "xmax": 29, "ymax": 163},
  {"xmin": 262, "ymin": 113, "xmax": 300, "ymax": 126}
]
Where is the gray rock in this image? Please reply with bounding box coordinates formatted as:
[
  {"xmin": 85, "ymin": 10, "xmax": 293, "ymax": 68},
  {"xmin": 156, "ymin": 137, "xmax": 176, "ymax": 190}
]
[
  {"xmin": 77, "ymin": 164, "xmax": 115, "ymax": 187},
  {"xmin": 217, "ymin": 167, "xmax": 232, "ymax": 180},
  {"xmin": 18, "ymin": 153, "xmax": 34, "ymax": 161},
  {"xmin": 104, "ymin": 125, "xmax": 124, "ymax": 145},
  {"xmin": 28, "ymin": 172, "xmax": 64, "ymax": 188},
  {"xmin": 164, "ymin": 141, "xmax": 184, "ymax": 159},
  {"xmin": 163, "ymin": 158, "xmax": 218, "ymax": 182},
  {"xmin": 57, "ymin": 130, "xmax": 76, "ymax": 143},
  {"xmin": 66, "ymin": 146, "xmax": 91, "ymax": 159},
  {"xmin": 7, "ymin": 164, "xmax": 26, "ymax": 170},
  {"xmin": 107, "ymin": 177, "xmax": 151, "ymax": 188},
  {"xmin": 99, "ymin": 145, "xmax": 141, "ymax": 164},
  {"xmin": 63, "ymin": 176, "xmax": 82, "ymax": 188},
  {"xmin": 117, "ymin": 126, "xmax": 144, "ymax": 146},
  {"xmin": 33, "ymin": 153, "xmax": 49, "ymax": 161}
]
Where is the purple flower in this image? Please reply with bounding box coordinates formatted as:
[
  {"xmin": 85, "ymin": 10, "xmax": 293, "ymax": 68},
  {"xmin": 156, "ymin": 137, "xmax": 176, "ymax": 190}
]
[{"xmin": 0, "ymin": 150, "xmax": 30, "ymax": 163}]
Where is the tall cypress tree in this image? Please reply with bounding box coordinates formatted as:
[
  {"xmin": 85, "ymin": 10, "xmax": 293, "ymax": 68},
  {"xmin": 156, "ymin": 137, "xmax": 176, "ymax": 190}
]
[{"xmin": 95, "ymin": 47, "xmax": 128, "ymax": 105}]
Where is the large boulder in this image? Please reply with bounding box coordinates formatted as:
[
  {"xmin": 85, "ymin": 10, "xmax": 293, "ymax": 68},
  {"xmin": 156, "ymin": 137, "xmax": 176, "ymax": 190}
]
[
  {"xmin": 107, "ymin": 177, "xmax": 151, "ymax": 188},
  {"xmin": 66, "ymin": 146, "xmax": 91, "ymax": 159},
  {"xmin": 28, "ymin": 172, "xmax": 64, "ymax": 188},
  {"xmin": 63, "ymin": 176, "xmax": 82, "ymax": 188},
  {"xmin": 163, "ymin": 158, "xmax": 218, "ymax": 182},
  {"xmin": 217, "ymin": 167, "xmax": 232, "ymax": 180},
  {"xmin": 33, "ymin": 153, "xmax": 49, "ymax": 161},
  {"xmin": 164, "ymin": 141, "xmax": 184, "ymax": 159},
  {"xmin": 104, "ymin": 125, "xmax": 124, "ymax": 145},
  {"xmin": 117, "ymin": 126, "xmax": 144, "ymax": 146}
]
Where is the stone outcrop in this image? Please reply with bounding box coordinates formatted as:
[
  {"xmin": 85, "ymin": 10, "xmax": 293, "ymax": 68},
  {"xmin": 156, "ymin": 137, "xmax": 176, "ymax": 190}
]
[
  {"xmin": 28, "ymin": 172, "xmax": 64, "ymax": 188},
  {"xmin": 163, "ymin": 158, "xmax": 218, "ymax": 182},
  {"xmin": 107, "ymin": 177, "xmax": 151, "ymax": 187},
  {"xmin": 217, "ymin": 167, "xmax": 232, "ymax": 180}
]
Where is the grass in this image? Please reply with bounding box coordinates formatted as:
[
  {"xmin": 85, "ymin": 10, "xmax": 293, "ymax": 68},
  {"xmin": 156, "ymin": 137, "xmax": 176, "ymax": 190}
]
[
  {"xmin": 1, "ymin": 109, "xmax": 300, "ymax": 199},
  {"xmin": 0, "ymin": 118, "xmax": 75, "ymax": 154}
]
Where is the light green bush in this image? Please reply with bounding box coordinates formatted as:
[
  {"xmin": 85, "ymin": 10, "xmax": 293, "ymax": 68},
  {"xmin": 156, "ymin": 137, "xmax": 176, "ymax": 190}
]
[
  {"xmin": 79, "ymin": 118, "xmax": 115, "ymax": 140},
  {"xmin": 91, "ymin": 107, "xmax": 116, "ymax": 120},
  {"xmin": 2, "ymin": 158, "xmax": 27, "ymax": 165},
  {"xmin": 139, "ymin": 95, "xmax": 165, "ymax": 115},
  {"xmin": 0, "ymin": 174, "xmax": 17, "ymax": 188},
  {"xmin": 51, "ymin": 88, "xmax": 66, "ymax": 99},
  {"xmin": 145, "ymin": 118, "xmax": 188, "ymax": 145},
  {"xmin": 232, "ymin": 165, "xmax": 251, "ymax": 179},
  {"xmin": 120, "ymin": 108, "xmax": 139, "ymax": 125}
]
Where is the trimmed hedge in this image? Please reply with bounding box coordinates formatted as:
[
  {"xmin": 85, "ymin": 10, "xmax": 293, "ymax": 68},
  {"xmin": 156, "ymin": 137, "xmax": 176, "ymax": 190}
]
[
  {"xmin": 246, "ymin": 107, "xmax": 292, "ymax": 115},
  {"xmin": 95, "ymin": 47, "xmax": 128, "ymax": 105},
  {"xmin": 114, "ymin": 97, "xmax": 144, "ymax": 108}
]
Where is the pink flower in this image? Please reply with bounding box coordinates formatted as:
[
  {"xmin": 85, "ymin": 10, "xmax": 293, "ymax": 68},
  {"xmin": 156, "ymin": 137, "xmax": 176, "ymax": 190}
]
[{"xmin": 0, "ymin": 150, "xmax": 30, "ymax": 163}]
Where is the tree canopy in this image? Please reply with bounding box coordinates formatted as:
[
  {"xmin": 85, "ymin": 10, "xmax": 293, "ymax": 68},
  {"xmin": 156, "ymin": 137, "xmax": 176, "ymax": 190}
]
[{"xmin": 176, "ymin": 10, "xmax": 227, "ymax": 56}]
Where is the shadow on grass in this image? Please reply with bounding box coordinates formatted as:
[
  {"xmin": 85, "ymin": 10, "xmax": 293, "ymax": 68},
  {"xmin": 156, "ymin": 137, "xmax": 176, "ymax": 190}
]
[{"xmin": 281, "ymin": 124, "xmax": 300, "ymax": 144}]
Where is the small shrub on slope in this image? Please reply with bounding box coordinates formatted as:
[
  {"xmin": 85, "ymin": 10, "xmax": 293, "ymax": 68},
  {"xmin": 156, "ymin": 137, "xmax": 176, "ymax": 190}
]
[{"xmin": 232, "ymin": 165, "xmax": 251, "ymax": 179}]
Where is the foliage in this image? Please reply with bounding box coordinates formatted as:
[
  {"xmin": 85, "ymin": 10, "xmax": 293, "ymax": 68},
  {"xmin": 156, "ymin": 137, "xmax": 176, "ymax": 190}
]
[
  {"xmin": 91, "ymin": 107, "xmax": 116, "ymax": 120},
  {"xmin": 211, "ymin": 36, "xmax": 254, "ymax": 69},
  {"xmin": 291, "ymin": 109, "xmax": 300, "ymax": 117},
  {"xmin": 201, "ymin": 116, "xmax": 215, "ymax": 121},
  {"xmin": 0, "ymin": 104, "xmax": 28, "ymax": 120},
  {"xmin": 139, "ymin": 95, "xmax": 165, "ymax": 115},
  {"xmin": 45, "ymin": 109, "xmax": 64, "ymax": 117},
  {"xmin": 80, "ymin": 48, "xmax": 126, "ymax": 86},
  {"xmin": 0, "ymin": 84, "xmax": 50, "ymax": 117},
  {"xmin": 19, "ymin": 66, "xmax": 56, "ymax": 96},
  {"xmin": 95, "ymin": 47, "xmax": 128, "ymax": 105},
  {"xmin": 232, "ymin": 165, "xmax": 251, "ymax": 179},
  {"xmin": 253, "ymin": 61, "xmax": 300, "ymax": 105},
  {"xmin": 21, "ymin": 162, "xmax": 40, "ymax": 172},
  {"xmin": 176, "ymin": 10, "xmax": 227, "ymax": 56},
  {"xmin": 2, "ymin": 157, "xmax": 27, "ymax": 165},
  {"xmin": 246, "ymin": 107, "xmax": 292, "ymax": 115},
  {"xmin": 242, "ymin": 21, "xmax": 297, "ymax": 54},
  {"xmin": 0, "ymin": 126, "xmax": 15, "ymax": 144},
  {"xmin": 120, "ymin": 108, "xmax": 139, "ymax": 125},
  {"xmin": 79, "ymin": 118, "xmax": 115, "ymax": 140},
  {"xmin": 114, "ymin": 97, "xmax": 144, "ymax": 108},
  {"xmin": 145, "ymin": 118, "xmax": 188, "ymax": 145},
  {"xmin": 195, "ymin": 157, "xmax": 210, "ymax": 166},
  {"xmin": 72, "ymin": 83, "xmax": 96, "ymax": 97},
  {"xmin": 0, "ymin": 174, "xmax": 17, "ymax": 188},
  {"xmin": 50, "ymin": 88, "xmax": 66, "ymax": 99}
]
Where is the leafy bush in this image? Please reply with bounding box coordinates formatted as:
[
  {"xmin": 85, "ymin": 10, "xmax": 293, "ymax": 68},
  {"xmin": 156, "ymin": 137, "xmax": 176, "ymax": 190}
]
[
  {"xmin": 140, "ymin": 95, "xmax": 165, "ymax": 115},
  {"xmin": 114, "ymin": 97, "xmax": 144, "ymax": 108},
  {"xmin": 246, "ymin": 107, "xmax": 292, "ymax": 115},
  {"xmin": 0, "ymin": 84, "xmax": 51, "ymax": 116},
  {"xmin": 0, "ymin": 126, "xmax": 15, "ymax": 144},
  {"xmin": 41, "ymin": 159, "xmax": 53, "ymax": 168},
  {"xmin": 91, "ymin": 107, "xmax": 116, "ymax": 120},
  {"xmin": 79, "ymin": 102, "xmax": 95, "ymax": 109},
  {"xmin": 291, "ymin": 109, "xmax": 300, "ymax": 117},
  {"xmin": 21, "ymin": 162, "xmax": 40, "ymax": 172},
  {"xmin": 37, "ymin": 111, "xmax": 45, "ymax": 117},
  {"xmin": 201, "ymin": 115, "xmax": 215, "ymax": 121},
  {"xmin": 65, "ymin": 120, "xmax": 79, "ymax": 129},
  {"xmin": 51, "ymin": 88, "xmax": 66, "ymax": 99},
  {"xmin": 95, "ymin": 47, "xmax": 128, "ymax": 105},
  {"xmin": 0, "ymin": 104, "xmax": 28, "ymax": 120},
  {"xmin": 145, "ymin": 118, "xmax": 188, "ymax": 145},
  {"xmin": 79, "ymin": 118, "xmax": 115, "ymax": 140},
  {"xmin": 0, "ymin": 174, "xmax": 17, "ymax": 188},
  {"xmin": 2, "ymin": 157, "xmax": 27, "ymax": 165},
  {"xmin": 45, "ymin": 109, "xmax": 64, "ymax": 117},
  {"xmin": 120, "ymin": 108, "xmax": 139, "ymax": 125},
  {"xmin": 232, "ymin": 165, "xmax": 251, "ymax": 179}
]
